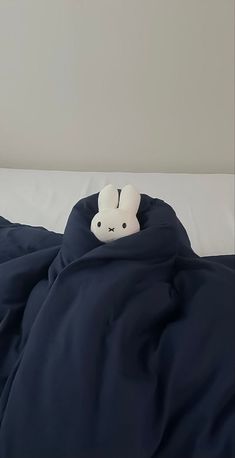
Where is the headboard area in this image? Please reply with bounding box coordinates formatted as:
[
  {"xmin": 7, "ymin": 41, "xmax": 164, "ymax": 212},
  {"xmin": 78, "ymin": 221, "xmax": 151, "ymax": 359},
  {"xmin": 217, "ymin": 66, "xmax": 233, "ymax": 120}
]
[{"xmin": 0, "ymin": 0, "xmax": 234, "ymax": 173}]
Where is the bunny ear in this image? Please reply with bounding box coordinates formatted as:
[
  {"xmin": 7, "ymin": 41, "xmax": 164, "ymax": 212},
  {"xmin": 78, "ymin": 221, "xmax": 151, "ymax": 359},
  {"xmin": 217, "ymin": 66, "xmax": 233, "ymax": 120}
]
[
  {"xmin": 119, "ymin": 185, "xmax": 141, "ymax": 214},
  {"xmin": 98, "ymin": 184, "xmax": 119, "ymax": 210}
]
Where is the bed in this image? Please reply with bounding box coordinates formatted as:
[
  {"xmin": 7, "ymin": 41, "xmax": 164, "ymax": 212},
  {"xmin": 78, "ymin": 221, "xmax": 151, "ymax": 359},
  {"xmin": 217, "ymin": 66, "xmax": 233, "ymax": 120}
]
[
  {"xmin": 0, "ymin": 167, "xmax": 235, "ymax": 458},
  {"xmin": 0, "ymin": 168, "xmax": 234, "ymax": 256}
]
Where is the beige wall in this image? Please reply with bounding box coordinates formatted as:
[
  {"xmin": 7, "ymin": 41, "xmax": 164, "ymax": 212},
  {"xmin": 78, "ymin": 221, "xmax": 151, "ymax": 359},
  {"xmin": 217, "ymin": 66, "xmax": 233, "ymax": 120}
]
[{"xmin": 0, "ymin": 0, "xmax": 234, "ymax": 173}]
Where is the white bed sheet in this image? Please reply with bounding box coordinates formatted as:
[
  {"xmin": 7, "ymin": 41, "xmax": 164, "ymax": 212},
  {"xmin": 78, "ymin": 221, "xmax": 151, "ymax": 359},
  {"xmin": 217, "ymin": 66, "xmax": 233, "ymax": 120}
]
[{"xmin": 0, "ymin": 168, "xmax": 234, "ymax": 257}]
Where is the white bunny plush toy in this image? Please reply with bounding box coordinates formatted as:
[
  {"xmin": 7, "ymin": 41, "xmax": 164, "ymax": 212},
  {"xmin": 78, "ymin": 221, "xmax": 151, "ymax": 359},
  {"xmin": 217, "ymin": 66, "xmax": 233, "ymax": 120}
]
[{"xmin": 91, "ymin": 184, "xmax": 141, "ymax": 243}]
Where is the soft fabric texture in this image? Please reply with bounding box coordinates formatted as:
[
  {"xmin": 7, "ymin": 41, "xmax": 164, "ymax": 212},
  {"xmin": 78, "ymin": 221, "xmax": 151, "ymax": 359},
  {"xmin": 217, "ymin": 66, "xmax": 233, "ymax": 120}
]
[
  {"xmin": 91, "ymin": 184, "xmax": 140, "ymax": 243},
  {"xmin": 0, "ymin": 193, "xmax": 234, "ymax": 458}
]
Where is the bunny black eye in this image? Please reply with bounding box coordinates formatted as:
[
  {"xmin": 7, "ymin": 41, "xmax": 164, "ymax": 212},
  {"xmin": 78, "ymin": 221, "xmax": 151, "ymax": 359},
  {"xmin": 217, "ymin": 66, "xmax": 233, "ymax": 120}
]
[
  {"xmin": 97, "ymin": 221, "xmax": 101, "ymax": 228},
  {"xmin": 122, "ymin": 223, "xmax": 127, "ymax": 229}
]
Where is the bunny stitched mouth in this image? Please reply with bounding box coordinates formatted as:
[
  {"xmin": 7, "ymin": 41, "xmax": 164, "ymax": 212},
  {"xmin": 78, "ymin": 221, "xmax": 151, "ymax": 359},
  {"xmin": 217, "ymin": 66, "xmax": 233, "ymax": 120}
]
[{"xmin": 108, "ymin": 228, "xmax": 115, "ymax": 232}]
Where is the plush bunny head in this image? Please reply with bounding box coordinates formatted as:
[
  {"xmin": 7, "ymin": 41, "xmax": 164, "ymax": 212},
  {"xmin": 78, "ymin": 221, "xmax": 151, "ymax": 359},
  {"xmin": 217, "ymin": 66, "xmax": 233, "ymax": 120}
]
[{"xmin": 91, "ymin": 184, "xmax": 141, "ymax": 243}]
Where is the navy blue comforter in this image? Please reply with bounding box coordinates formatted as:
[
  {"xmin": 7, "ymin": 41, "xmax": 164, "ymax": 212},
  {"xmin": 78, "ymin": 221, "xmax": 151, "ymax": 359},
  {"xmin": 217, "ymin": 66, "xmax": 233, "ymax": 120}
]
[{"xmin": 0, "ymin": 194, "xmax": 234, "ymax": 458}]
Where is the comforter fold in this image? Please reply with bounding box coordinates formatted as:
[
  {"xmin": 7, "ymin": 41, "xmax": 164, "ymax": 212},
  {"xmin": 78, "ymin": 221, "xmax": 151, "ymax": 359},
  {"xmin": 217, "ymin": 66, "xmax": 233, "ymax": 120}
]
[{"xmin": 0, "ymin": 194, "xmax": 234, "ymax": 458}]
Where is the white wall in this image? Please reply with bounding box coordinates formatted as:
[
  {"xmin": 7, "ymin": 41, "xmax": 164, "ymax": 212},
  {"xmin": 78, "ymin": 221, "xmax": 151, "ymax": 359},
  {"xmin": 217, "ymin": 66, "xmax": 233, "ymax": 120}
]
[{"xmin": 0, "ymin": 0, "xmax": 234, "ymax": 173}]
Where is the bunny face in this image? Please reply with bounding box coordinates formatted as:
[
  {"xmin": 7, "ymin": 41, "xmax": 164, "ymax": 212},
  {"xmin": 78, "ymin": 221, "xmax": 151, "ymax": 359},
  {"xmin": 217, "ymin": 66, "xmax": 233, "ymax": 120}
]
[
  {"xmin": 90, "ymin": 184, "xmax": 141, "ymax": 243},
  {"xmin": 91, "ymin": 208, "xmax": 140, "ymax": 243}
]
